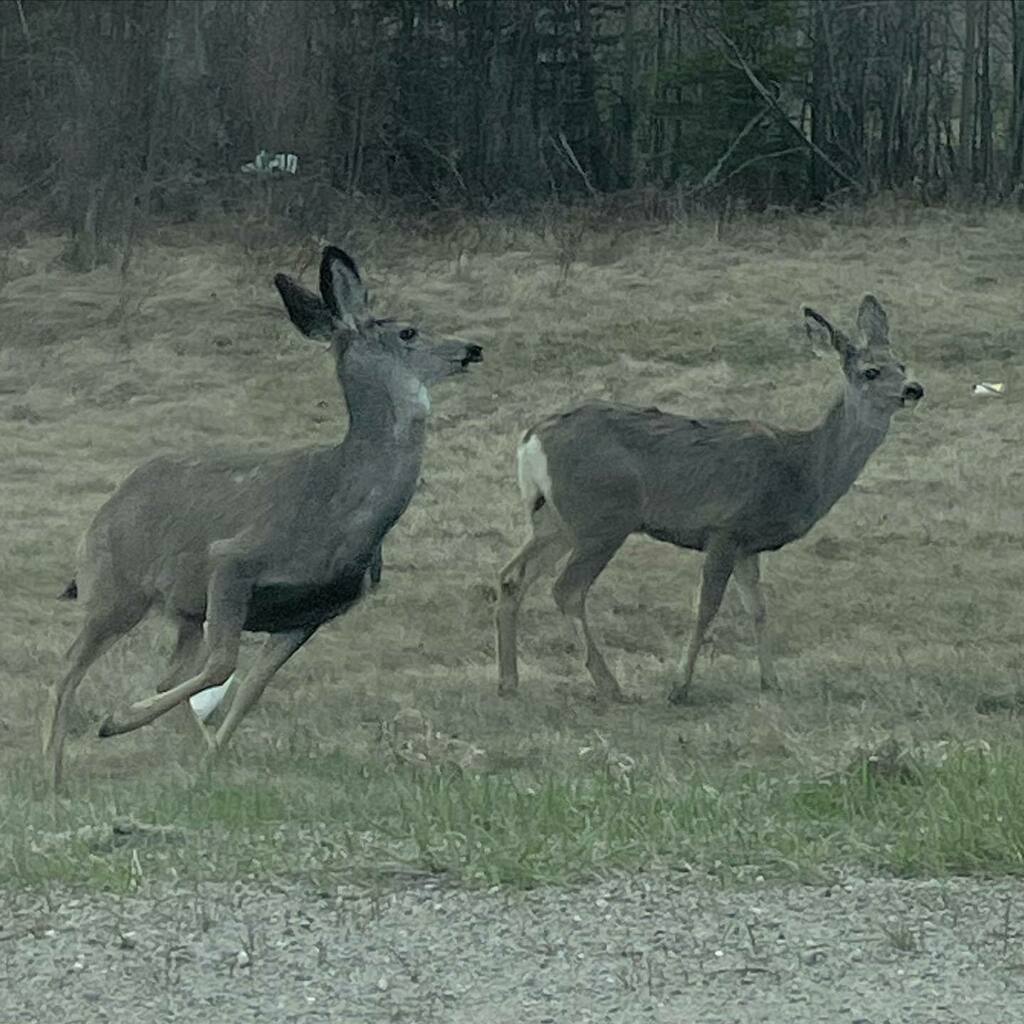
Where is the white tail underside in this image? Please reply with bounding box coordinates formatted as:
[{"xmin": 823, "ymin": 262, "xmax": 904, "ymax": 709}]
[{"xmin": 516, "ymin": 434, "xmax": 553, "ymax": 510}]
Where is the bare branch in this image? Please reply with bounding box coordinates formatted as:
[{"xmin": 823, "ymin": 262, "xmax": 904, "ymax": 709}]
[
  {"xmin": 553, "ymin": 131, "xmax": 599, "ymax": 198},
  {"xmin": 696, "ymin": 105, "xmax": 770, "ymax": 190},
  {"xmin": 715, "ymin": 147, "xmax": 803, "ymax": 188},
  {"xmin": 712, "ymin": 30, "xmax": 865, "ymax": 194}
]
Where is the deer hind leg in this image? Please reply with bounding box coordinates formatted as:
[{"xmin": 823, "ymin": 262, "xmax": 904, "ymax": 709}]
[
  {"xmin": 156, "ymin": 615, "xmax": 205, "ymax": 693},
  {"xmin": 733, "ymin": 554, "xmax": 777, "ymax": 691},
  {"xmin": 98, "ymin": 560, "xmax": 252, "ymax": 738},
  {"xmin": 44, "ymin": 604, "xmax": 145, "ymax": 790},
  {"xmin": 669, "ymin": 537, "xmax": 737, "ymax": 704},
  {"xmin": 156, "ymin": 615, "xmax": 222, "ymax": 750},
  {"xmin": 203, "ymin": 626, "xmax": 315, "ymax": 764},
  {"xmin": 495, "ymin": 504, "xmax": 571, "ymax": 696},
  {"xmin": 550, "ymin": 536, "xmax": 629, "ymax": 704}
]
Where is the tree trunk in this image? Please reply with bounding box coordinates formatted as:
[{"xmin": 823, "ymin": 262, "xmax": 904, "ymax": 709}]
[
  {"xmin": 978, "ymin": 0, "xmax": 993, "ymax": 194},
  {"xmin": 1011, "ymin": 0, "xmax": 1024, "ymax": 184},
  {"xmin": 617, "ymin": 0, "xmax": 637, "ymax": 189},
  {"xmin": 809, "ymin": 0, "xmax": 830, "ymax": 200},
  {"xmin": 958, "ymin": 0, "xmax": 977, "ymax": 199},
  {"xmin": 576, "ymin": 0, "xmax": 606, "ymax": 190}
]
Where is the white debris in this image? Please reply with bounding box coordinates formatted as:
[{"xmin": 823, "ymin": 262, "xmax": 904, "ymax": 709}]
[
  {"xmin": 241, "ymin": 150, "xmax": 299, "ymax": 175},
  {"xmin": 189, "ymin": 674, "xmax": 235, "ymax": 721}
]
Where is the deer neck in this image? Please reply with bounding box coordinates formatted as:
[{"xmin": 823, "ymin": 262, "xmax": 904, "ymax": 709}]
[
  {"xmin": 330, "ymin": 366, "xmax": 429, "ymax": 520},
  {"xmin": 803, "ymin": 389, "xmax": 891, "ymax": 520},
  {"xmin": 304, "ymin": 371, "xmax": 429, "ymax": 560},
  {"xmin": 338, "ymin": 369, "xmax": 430, "ymax": 449}
]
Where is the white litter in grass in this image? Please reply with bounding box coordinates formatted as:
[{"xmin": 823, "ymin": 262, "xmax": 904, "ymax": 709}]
[
  {"xmin": 188, "ymin": 621, "xmax": 236, "ymax": 720},
  {"xmin": 189, "ymin": 674, "xmax": 235, "ymax": 721}
]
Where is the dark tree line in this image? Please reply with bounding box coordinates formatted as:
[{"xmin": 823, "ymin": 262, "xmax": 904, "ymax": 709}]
[{"xmin": 1, "ymin": 0, "xmax": 1023, "ymax": 265}]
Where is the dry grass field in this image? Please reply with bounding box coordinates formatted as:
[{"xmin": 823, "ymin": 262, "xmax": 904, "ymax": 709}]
[{"xmin": 2, "ymin": 204, "xmax": 1024, "ymax": 897}]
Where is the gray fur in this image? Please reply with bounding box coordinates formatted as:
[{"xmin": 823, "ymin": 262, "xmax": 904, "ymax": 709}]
[
  {"xmin": 495, "ymin": 295, "xmax": 922, "ymax": 705},
  {"xmin": 43, "ymin": 247, "xmax": 482, "ymax": 788}
]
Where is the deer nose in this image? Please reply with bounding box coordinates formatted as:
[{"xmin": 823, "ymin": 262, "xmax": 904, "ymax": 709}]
[
  {"xmin": 462, "ymin": 344, "xmax": 484, "ymax": 365},
  {"xmin": 902, "ymin": 382, "xmax": 924, "ymax": 401}
]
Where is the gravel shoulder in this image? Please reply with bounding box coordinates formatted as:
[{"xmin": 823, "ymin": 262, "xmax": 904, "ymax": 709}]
[{"xmin": 2, "ymin": 874, "xmax": 1021, "ymax": 1023}]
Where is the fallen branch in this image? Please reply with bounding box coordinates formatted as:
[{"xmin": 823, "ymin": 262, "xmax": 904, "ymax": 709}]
[
  {"xmin": 715, "ymin": 146, "xmax": 803, "ymax": 187},
  {"xmin": 697, "ymin": 106, "xmax": 770, "ymax": 190},
  {"xmin": 713, "ymin": 30, "xmax": 864, "ymax": 194},
  {"xmin": 553, "ymin": 131, "xmax": 599, "ymax": 197}
]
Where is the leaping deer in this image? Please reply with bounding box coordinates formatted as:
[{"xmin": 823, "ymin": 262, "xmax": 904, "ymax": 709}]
[
  {"xmin": 495, "ymin": 295, "xmax": 922, "ymax": 704},
  {"xmin": 44, "ymin": 246, "xmax": 482, "ymax": 789}
]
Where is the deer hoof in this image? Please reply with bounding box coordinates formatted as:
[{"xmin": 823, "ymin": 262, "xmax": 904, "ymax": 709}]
[
  {"xmin": 667, "ymin": 686, "xmax": 692, "ymax": 706},
  {"xmin": 97, "ymin": 715, "xmax": 123, "ymax": 738}
]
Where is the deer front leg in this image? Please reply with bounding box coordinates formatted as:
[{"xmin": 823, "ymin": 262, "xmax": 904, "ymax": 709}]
[
  {"xmin": 202, "ymin": 626, "xmax": 315, "ymax": 765},
  {"xmin": 733, "ymin": 554, "xmax": 777, "ymax": 691},
  {"xmin": 156, "ymin": 615, "xmax": 221, "ymax": 749},
  {"xmin": 669, "ymin": 537, "xmax": 737, "ymax": 704},
  {"xmin": 98, "ymin": 561, "xmax": 253, "ymax": 737}
]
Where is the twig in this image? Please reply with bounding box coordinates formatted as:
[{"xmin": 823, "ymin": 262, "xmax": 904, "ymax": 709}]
[
  {"xmin": 697, "ymin": 106, "xmax": 769, "ymax": 189},
  {"xmin": 715, "ymin": 147, "xmax": 803, "ymax": 186},
  {"xmin": 14, "ymin": 0, "xmax": 31, "ymax": 43},
  {"xmin": 553, "ymin": 131, "xmax": 599, "ymax": 197},
  {"xmin": 713, "ymin": 30, "xmax": 864, "ymax": 193},
  {"xmin": 0, "ymin": 161, "xmax": 57, "ymax": 204},
  {"xmin": 706, "ymin": 965, "xmax": 777, "ymax": 977}
]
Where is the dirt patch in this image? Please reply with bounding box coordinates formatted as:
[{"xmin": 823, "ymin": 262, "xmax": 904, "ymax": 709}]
[{"xmin": 1, "ymin": 874, "xmax": 1019, "ymax": 1022}]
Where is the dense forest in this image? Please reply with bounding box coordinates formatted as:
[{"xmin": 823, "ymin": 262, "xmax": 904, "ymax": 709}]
[{"xmin": 2, "ymin": 0, "xmax": 1023, "ymax": 265}]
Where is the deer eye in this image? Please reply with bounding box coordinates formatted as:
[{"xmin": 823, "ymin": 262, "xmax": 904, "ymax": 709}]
[
  {"xmin": 399, "ymin": 328, "xmax": 417, "ymax": 341},
  {"xmin": 863, "ymin": 367, "xmax": 880, "ymax": 380}
]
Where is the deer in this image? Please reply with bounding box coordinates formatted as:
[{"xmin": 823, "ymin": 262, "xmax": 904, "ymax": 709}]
[
  {"xmin": 43, "ymin": 246, "xmax": 482, "ymax": 789},
  {"xmin": 495, "ymin": 295, "xmax": 923, "ymax": 705}
]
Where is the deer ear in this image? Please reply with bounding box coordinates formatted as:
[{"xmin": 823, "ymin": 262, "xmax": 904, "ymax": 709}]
[
  {"xmin": 802, "ymin": 304, "xmax": 856, "ymax": 362},
  {"xmin": 857, "ymin": 294, "xmax": 890, "ymax": 347},
  {"xmin": 319, "ymin": 246, "xmax": 369, "ymax": 327},
  {"xmin": 274, "ymin": 273, "xmax": 335, "ymax": 342}
]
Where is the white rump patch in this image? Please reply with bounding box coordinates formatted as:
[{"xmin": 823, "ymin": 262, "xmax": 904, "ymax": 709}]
[
  {"xmin": 416, "ymin": 383, "xmax": 431, "ymax": 412},
  {"xmin": 516, "ymin": 434, "xmax": 553, "ymax": 509},
  {"xmin": 189, "ymin": 673, "xmax": 236, "ymax": 722}
]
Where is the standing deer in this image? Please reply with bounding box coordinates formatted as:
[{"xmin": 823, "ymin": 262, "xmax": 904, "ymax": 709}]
[
  {"xmin": 495, "ymin": 295, "xmax": 922, "ymax": 704},
  {"xmin": 44, "ymin": 246, "xmax": 482, "ymax": 788}
]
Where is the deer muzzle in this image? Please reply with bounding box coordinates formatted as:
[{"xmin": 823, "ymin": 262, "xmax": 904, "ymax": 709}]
[
  {"xmin": 460, "ymin": 343, "xmax": 484, "ymax": 368},
  {"xmin": 901, "ymin": 382, "xmax": 924, "ymax": 404}
]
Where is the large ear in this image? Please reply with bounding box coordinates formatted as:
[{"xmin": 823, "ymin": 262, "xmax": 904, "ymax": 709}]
[
  {"xmin": 802, "ymin": 303, "xmax": 856, "ymax": 362},
  {"xmin": 319, "ymin": 246, "xmax": 369, "ymax": 327},
  {"xmin": 857, "ymin": 294, "xmax": 890, "ymax": 347},
  {"xmin": 274, "ymin": 273, "xmax": 335, "ymax": 341}
]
